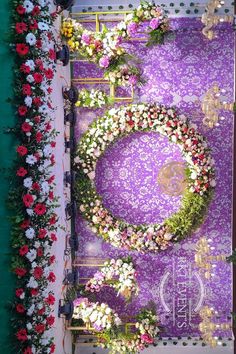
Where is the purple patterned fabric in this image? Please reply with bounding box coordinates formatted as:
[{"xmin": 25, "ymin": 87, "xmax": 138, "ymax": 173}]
[{"xmin": 74, "ymin": 18, "xmax": 234, "ymax": 337}]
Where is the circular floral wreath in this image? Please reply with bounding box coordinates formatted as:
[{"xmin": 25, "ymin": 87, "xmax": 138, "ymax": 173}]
[{"xmin": 75, "ymin": 103, "xmax": 215, "ymax": 252}]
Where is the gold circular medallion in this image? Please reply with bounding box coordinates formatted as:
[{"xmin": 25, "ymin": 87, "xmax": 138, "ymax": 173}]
[{"xmin": 157, "ymin": 161, "xmax": 187, "ymax": 196}]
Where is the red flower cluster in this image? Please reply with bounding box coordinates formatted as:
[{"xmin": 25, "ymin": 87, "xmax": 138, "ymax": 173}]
[{"xmin": 12, "ymin": 1, "xmax": 58, "ymax": 352}]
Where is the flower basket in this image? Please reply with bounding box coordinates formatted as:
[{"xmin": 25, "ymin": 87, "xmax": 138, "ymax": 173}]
[
  {"xmin": 56, "ymin": 44, "xmax": 70, "ymax": 66},
  {"xmin": 58, "ymin": 300, "xmax": 74, "ymax": 320}
]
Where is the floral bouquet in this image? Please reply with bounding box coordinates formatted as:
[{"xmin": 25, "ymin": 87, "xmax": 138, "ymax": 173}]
[
  {"xmin": 75, "ymin": 88, "xmax": 113, "ymax": 108},
  {"xmin": 72, "ymin": 298, "xmax": 122, "ymax": 331},
  {"xmin": 98, "ymin": 307, "xmax": 160, "ymax": 353},
  {"xmin": 104, "ymin": 64, "xmax": 142, "ymax": 87},
  {"xmin": 85, "ymin": 257, "xmax": 139, "ymax": 300}
]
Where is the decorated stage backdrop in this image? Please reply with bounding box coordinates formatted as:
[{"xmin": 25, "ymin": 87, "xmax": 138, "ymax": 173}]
[{"xmin": 74, "ymin": 18, "xmax": 233, "ymax": 337}]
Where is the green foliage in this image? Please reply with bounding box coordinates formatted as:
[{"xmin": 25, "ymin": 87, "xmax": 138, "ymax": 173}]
[
  {"xmin": 146, "ymin": 28, "xmax": 165, "ymax": 47},
  {"xmin": 164, "ymin": 190, "xmax": 212, "ymax": 240}
]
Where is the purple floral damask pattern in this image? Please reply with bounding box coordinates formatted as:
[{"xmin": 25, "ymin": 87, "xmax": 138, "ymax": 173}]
[{"xmin": 74, "ymin": 18, "xmax": 234, "ymax": 337}]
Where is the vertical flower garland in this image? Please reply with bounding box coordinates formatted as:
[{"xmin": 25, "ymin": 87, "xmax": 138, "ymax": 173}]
[{"xmin": 10, "ymin": 1, "xmax": 58, "ymax": 353}]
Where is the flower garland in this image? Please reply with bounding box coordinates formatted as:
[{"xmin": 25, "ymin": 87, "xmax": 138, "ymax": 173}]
[
  {"xmin": 10, "ymin": 1, "xmax": 58, "ymax": 353},
  {"xmin": 98, "ymin": 308, "xmax": 160, "ymax": 353},
  {"xmin": 72, "ymin": 298, "xmax": 122, "ymax": 331},
  {"xmin": 85, "ymin": 257, "xmax": 139, "ymax": 300},
  {"xmin": 60, "ymin": 2, "xmax": 169, "ymax": 86},
  {"xmin": 74, "ymin": 103, "xmax": 215, "ymax": 252},
  {"xmin": 75, "ymin": 88, "xmax": 113, "ymax": 108}
]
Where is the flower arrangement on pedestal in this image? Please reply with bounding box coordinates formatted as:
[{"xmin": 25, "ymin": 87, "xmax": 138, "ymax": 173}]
[
  {"xmin": 75, "ymin": 103, "xmax": 215, "ymax": 252},
  {"xmin": 85, "ymin": 257, "xmax": 139, "ymax": 300},
  {"xmin": 10, "ymin": 1, "xmax": 58, "ymax": 353},
  {"xmin": 72, "ymin": 297, "xmax": 122, "ymax": 331},
  {"xmin": 60, "ymin": 2, "xmax": 170, "ymax": 86},
  {"xmin": 75, "ymin": 88, "xmax": 113, "ymax": 108},
  {"xmin": 98, "ymin": 308, "xmax": 160, "ymax": 353}
]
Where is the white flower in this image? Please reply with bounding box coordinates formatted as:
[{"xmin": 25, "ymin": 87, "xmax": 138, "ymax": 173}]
[
  {"xmin": 39, "ymin": 104, "xmax": 49, "ymax": 114},
  {"xmin": 27, "ymin": 276, "xmax": 38, "ymax": 289},
  {"xmin": 24, "ymin": 96, "xmax": 32, "ymax": 107},
  {"xmin": 25, "ymin": 227, "xmax": 35, "ymax": 239},
  {"xmin": 27, "ymin": 304, "xmax": 35, "ymax": 316},
  {"xmin": 23, "ymin": 177, "xmax": 33, "ymax": 188},
  {"xmin": 26, "ymin": 208, "xmax": 34, "ymax": 216},
  {"xmin": 41, "ymin": 181, "xmax": 49, "ymax": 194},
  {"xmin": 43, "ymin": 144, "xmax": 52, "ymax": 157},
  {"xmin": 25, "ymin": 59, "xmax": 35, "ymax": 70},
  {"xmin": 26, "ymin": 249, "xmax": 37, "ymax": 262},
  {"xmin": 26, "ymin": 33, "xmax": 37, "ymax": 46},
  {"xmin": 27, "ymin": 75, "xmax": 34, "ymax": 83},
  {"xmin": 38, "ymin": 0, "xmax": 48, "ymax": 6},
  {"xmin": 26, "ymin": 155, "xmax": 37, "ymax": 165},
  {"xmin": 26, "ymin": 323, "xmax": 33, "ymax": 331},
  {"xmin": 210, "ymin": 179, "xmax": 216, "ymax": 187},
  {"xmin": 23, "ymin": 0, "xmax": 34, "ymax": 13},
  {"xmin": 38, "ymin": 22, "xmax": 49, "ymax": 31}
]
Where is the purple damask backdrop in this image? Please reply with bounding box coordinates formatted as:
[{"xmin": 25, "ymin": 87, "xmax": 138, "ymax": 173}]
[{"xmin": 73, "ymin": 18, "xmax": 234, "ymax": 337}]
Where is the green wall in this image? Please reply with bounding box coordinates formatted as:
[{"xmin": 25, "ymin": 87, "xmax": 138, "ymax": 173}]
[{"xmin": 0, "ymin": 1, "xmax": 15, "ymax": 351}]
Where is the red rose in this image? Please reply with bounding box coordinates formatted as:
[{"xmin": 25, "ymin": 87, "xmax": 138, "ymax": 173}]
[
  {"xmin": 30, "ymin": 288, "xmax": 38, "ymax": 296},
  {"xmin": 21, "ymin": 122, "xmax": 32, "ymax": 133},
  {"xmin": 37, "ymin": 307, "xmax": 45, "ymax": 315},
  {"xmin": 51, "ymin": 141, "xmax": 56, "ymax": 148},
  {"xmin": 16, "ymin": 5, "xmax": 26, "ymax": 15},
  {"xmin": 36, "ymin": 39, "xmax": 42, "ymax": 48},
  {"xmin": 16, "ymin": 329, "xmax": 28, "ymax": 342},
  {"xmin": 34, "ymin": 116, "xmax": 41, "ymax": 124},
  {"xmin": 22, "ymin": 194, "xmax": 34, "ymax": 207},
  {"xmin": 34, "ymin": 203, "xmax": 46, "ymax": 215},
  {"xmin": 35, "ymin": 324, "xmax": 45, "ymax": 334},
  {"xmin": 20, "ymin": 219, "xmax": 30, "ymax": 229},
  {"xmin": 20, "ymin": 63, "xmax": 30, "ymax": 74},
  {"xmin": 38, "ymin": 228, "xmax": 47, "ymax": 239},
  {"xmin": 50, "ymin": 233, "xmax": 57, "ymax": 242},
  {"xmin": 37, "ymin": 247, "xmax": 43, "ymax": 257},
  {"xmin": 33, "ymin": 266, "xmax": 43, "ymax": 279},
  {"xmin": 17, "ymin": 167, "xmax": 27, "ymax": 177},
  {"xmin": 19, "ymin": 245, "xmax": 29, "ymax": 256},
  {"xmin": 47, "ymin": 272, "xmax": 56, "ymax": 282},
  {"xmin": 15, "ymin": 267, "xmax": 27, "ymax": 277},
  {"xmin": 48, "ymin": 175, "xmax": 55, "ymax": 184},
  {"xmin": 24, "ymin": 347, "xmax": 33, "ymax": 354},
  {"xmin": 33, "ymin": 73, "xmax": 43, "ymax": 83},
  {"xmin": 22, "ymin": 84, "xmax": 32, "ymax": 96},
  {"xmin": 32, "ymin": 6, "xmax": 40, "ymax": 16},
  {"xmin": 49, "ymin": 214, "xmax": 57, "ymax": 225},
  {"xmin": 32, "ymin": 182, "xmax": 40, "ymax": 191},
  {"xmin": 15, "ymin": 22, "xmax": 27, "ymax": 34},
  {"xmin": 15, "ymin": 288, "xmax": 24, "ymax": 297},
  {"xmin": 50, "ymin": 154, "xmax": 55, "ymax": 165},
  {"xmin": 17, "ymin": 145, "xmax": 28, "ymax": 156},
  {"xmin": 18, "ymin": 105, "xmax": 28, "ymax": 116},
  {"xmin": 50, "ymin": 344, "xmax": 56, "ymax": 353},
  {"xmin": 49, "ymin": 191, "xmax": 54, "ymax": 200},
  {"xmin": 49, "ymin": 49, "xmax": 56, "ymax": 60},
  {"xmin": 29, "ymin": 19, "xmax": 38, "ymax": 30},
  {"xmin": 47, "ymin": 87, "xmax": 53, "ymax": 94},
  {"xmin": 45, "ymin": 293, "xmax": 55, "ymax": 305},
  {"xmin": 33, "ymin": 97, "xmax": 41, "ymax": 107},
  {"xmin": 35, "ymin": 132, "xmax": 43, "ymax": 142},
  {"xmin": 16, "ymin": 303, "xmax": 25, "ymax": 313},
  {"xmin": 49, "ymin": 255, "xmax": 56, "ymax": 264},
  {"xmin": 46, "ymin": 315, "xmax": 55, "ymax": 326},
  {"xmin": 44, "ymin": 68, "xmax": 54, "ymax": 80},
  {"xmin": 16, "ymin": 43, "xmax": 29, "ymax": 56}
]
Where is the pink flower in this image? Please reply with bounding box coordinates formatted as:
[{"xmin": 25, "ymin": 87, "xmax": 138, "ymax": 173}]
[
  {"xmin": 81, "ymin": 33, "xmax": 91, "ymax": 45},
  {"xmin": 99, "ymin": 56, "xmax": 110, "ymax": 68},
  {"xmin": 127, "ymin": 22, "xmax": 138, "ymax": 35},
  {"xmin": 149, "ymin": 18, "xmax": 160, "ymax": 30},
  {"xmin": 141, "ymin": 333, "xmax": 154, "ymax": 344},
  {"xmin": 129, "ymin": 75, "xmax": 138, "ymax": 86},
  {"xmin": 73, "ymin": 297, "xmax": 88, "ymax": 306}
]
